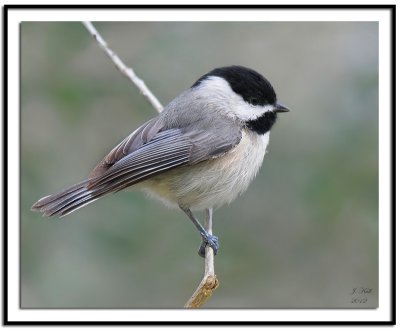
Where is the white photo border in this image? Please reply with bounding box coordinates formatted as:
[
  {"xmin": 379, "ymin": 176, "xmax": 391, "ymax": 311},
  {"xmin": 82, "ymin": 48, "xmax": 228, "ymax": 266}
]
[{"xmin": 4, "ymin": 4, "xmax": 395, "ymax": 325}]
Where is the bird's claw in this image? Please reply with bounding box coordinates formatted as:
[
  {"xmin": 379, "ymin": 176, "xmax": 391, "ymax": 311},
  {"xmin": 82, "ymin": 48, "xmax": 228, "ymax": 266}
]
[{"xmin": 198, "ymin": 232, "xmax": 219, "ymax": 258}]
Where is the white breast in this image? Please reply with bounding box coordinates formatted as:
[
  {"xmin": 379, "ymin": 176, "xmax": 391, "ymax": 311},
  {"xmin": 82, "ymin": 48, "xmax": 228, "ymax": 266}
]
[{"xmin": 141, "ymin": 130, "xmax": 270, "ymax": 211}]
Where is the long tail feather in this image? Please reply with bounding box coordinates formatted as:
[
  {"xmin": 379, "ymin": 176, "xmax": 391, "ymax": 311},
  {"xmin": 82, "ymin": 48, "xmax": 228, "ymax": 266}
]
[{"xmin": 31, "ymin": 180, "xmax": 99, "ymax": 217}]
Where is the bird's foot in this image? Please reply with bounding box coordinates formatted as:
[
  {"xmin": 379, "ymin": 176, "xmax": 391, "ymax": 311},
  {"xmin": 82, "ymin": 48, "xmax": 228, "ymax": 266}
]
[{"xmin": 198, "ymin": 232, "xmax": 219, "ymax": 258}]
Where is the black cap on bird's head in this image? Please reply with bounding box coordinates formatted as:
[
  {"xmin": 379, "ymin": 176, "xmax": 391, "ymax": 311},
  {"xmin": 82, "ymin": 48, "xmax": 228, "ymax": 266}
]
[
  {"xmin": 192, "ymin": 65, "xmax": 289, "ymax": 134},
  {"xmin": 193, "ymin": 65, "xmax": 277, "ymax": 107}
]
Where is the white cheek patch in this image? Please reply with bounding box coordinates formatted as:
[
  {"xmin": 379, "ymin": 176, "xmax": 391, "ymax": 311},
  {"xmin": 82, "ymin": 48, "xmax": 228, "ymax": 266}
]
[
  {"xmin": 235, "ymin": 103, "xmax": 275, "ymax": 121},
  {"xmin": 196, "ymin": 76, "xmax": 274, "ymax": 122}
]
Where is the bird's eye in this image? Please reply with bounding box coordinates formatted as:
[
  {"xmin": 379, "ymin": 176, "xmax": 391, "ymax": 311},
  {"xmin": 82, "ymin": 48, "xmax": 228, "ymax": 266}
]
[{"xmin": 248, "ymin": 97, "xmax": 258, "ymax": 105}]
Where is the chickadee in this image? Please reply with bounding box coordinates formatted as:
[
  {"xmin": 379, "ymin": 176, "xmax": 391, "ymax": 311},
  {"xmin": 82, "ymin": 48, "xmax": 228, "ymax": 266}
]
[{"xmin": 32, "ymin": 65, "xmax": 289, "ymax": 257}]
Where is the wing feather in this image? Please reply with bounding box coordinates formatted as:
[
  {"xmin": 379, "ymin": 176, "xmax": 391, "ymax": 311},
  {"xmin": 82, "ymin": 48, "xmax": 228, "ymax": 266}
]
[
  {"xmin": 33, "ymin": 111, "xmax": 243, "ymax": 217},
  {"xmin": 86, "ymin": 120, "xmax": 242, "ymax": 197},
  {"xmin": 89, "ymin": 117, "xmax": 162, "ymax": 178},
  {"xmin": 87, "ymin": 129, "xmax": 192, "ymax": 192}
]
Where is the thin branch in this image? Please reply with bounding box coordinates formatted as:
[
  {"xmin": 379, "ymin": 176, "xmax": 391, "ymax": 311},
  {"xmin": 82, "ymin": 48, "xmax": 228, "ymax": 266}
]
[
  {"xmin": 184, "ymin": 209, "xmax": 219, "ymax": 308},
  {"xmin": 82, "ymin": 22, "xmax": 218, "ymax": 308},
  {"xmin": 82, "ymin": 21, "xmax": 164, "ymax": 113}
]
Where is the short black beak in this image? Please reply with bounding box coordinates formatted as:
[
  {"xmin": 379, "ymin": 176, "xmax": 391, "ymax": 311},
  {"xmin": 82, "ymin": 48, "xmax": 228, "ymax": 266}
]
[{"xmin": 274, "ymin": 103, "xmax": 290, "ymax": 113}]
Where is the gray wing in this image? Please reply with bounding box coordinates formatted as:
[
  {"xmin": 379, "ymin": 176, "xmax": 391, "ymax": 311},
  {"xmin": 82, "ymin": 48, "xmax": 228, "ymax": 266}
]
[
  {"xmin": 31, "ymin": 110, "xmax": 242, "ymax": 217},
  {"xmin": 89, "ymin": 117, "xmax": 163, "ymax": 178},
  {"xmin": 86, "ymin": 116, "xmax": 242, "ymax": 196}
]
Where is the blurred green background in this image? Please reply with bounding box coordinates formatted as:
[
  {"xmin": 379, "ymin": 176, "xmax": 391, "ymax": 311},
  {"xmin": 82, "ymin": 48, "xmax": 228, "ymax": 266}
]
[{"xmin": 21, "ymin": 21, "xmax": 378, "ymax": 308}]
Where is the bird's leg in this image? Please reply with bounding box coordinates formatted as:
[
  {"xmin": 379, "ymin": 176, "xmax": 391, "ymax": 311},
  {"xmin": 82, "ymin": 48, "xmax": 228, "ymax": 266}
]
[
  {"xmin": 198, "ymin": 208, "xmax": 216, "ymax": 257},
  {"xmin": 180, "ymin": 206, "xmax": 219, "ymax": 258}
]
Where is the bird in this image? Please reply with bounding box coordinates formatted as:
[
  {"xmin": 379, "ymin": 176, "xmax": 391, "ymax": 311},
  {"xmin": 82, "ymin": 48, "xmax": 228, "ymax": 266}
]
[{"xmin": 31, "ymin": 65, "xmax": 289, "ymax": 257}]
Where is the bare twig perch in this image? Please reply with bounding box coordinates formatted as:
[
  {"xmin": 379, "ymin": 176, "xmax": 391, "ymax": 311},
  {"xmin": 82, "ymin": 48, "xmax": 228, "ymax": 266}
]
[
  {"xmin": 82, "ymin": 21, "xmax": 163, "ymax": 113},
  {"xmin": 184, "ymin": 208, "xmax": 219, "ymax": 308},
  {"xmin": 82, "ymin": 22, "xmax": 218, "ymax": 308}
]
